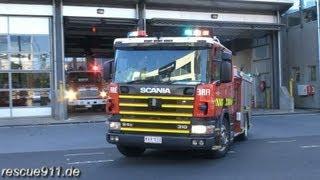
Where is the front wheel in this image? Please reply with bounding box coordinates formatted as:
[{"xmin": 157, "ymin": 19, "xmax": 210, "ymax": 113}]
[
  {"xmin": 117, "ymin": 145, "xmax": 145, "ymax": 157},
  {"xmin": 204, "ymin": 117, "xmax": 231, "ymax": 159}
]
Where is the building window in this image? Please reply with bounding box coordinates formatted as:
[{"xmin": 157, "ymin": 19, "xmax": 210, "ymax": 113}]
[
  {"xmin": 0, "ymin": 17, "xmax": 8, "ymax": 34},
  {"xmin": 309, "ymin": 66, "xmax": 317, "ymax": 81},
  {"xmin": 0, "ymin": 16, "xmax": 52, "ymax": 118}
]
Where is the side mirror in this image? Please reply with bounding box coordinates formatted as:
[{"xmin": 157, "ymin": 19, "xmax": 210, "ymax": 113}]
[
  {"xmin": 220, "ymin": 60, "xmax": 232, "ymax": 83},
  {"xmin": 222, "ymin": 51, "xmax": 232, "ymax": 61},
  {"xmin": 103, "ymin": 61, "xmax": 114, "ymax": 82}
]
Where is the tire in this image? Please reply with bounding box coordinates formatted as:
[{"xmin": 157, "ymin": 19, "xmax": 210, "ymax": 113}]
[
  {"xmin": 237, "ymin": 113, "xmax": 249, "ymax": 141},
  {"xmin": 117, "ymin": 145, "xmax": 145, "ymax": 157},
  {"xmin": 204, "ymin": 116, "xmax": 231, "ymax": 159}
]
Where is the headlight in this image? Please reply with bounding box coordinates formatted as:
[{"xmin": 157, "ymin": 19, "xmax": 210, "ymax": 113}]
[
  {"xmin": 100, "ymin": 91, "xmax": 107, "ymax": 98},
  {"xmin": 108, "ymin": 121, "xmax": 121, "ymax": 130},
  {"xmin": 65, "ymin": 90, "xmax": 77, "ymax": 100},
  {"xmin": 191, "ymin": 125, "xmax": 215, "ymax": 134}
]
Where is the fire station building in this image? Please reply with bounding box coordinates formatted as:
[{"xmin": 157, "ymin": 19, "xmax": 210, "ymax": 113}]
[{"xmin": 0, "ymin": 0, "xmax": 318, "ymax": 120}]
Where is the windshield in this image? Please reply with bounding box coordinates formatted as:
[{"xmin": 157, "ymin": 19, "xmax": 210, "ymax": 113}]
[
  {"xmin": 114, "ymin": 49, "xmax": 210, "ymax": 84},
  {"xmin": 67, "ymin": 72, "xmax": 102, "ymax": 83}
]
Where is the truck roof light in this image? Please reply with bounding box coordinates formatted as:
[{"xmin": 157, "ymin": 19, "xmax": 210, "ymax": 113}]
[
  {"xmin": 202, "ymin": 30, "xmax": 210, "ymax": 36},
  {"xmin": 184, "ymin": 29, "xmax": 193, "ymax": 36},
  {"xmin": 128, "ymin": 30, "xmax": 148, "ymax": 37},
  {"xmin": 92, "ymin": 65, "xmax": 99, "ymax": 71},
  {"xmin": 184, "ymin": 29, "xmax": 211, "ymax": 37}
]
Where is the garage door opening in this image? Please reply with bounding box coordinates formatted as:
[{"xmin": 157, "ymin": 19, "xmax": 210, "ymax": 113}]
[
  {"xmin": 63, "ymin": 17, "xmax": 137, "ymax": 117},
  {"xmin": 148, "ymin": 25, "xmax": 277, "ymax": 109}
]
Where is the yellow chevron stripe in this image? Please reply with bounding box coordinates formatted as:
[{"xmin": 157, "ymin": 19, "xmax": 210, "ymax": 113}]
[
  {"xmin": 121, "ymin": 127, "xmax": 189, "ymax": 134},
  {"xmin": 214, "ymin": 98, "xmax": 234, "ymax": 107}
]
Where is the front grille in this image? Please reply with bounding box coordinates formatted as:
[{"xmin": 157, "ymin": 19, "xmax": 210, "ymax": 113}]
[
  {"xmin": 79, "ymin": 89, "xmax": 99, "ymax": 99},
  {"xmin": 119, "ymin": 94, "xmax": 194, "ymax": 135}
]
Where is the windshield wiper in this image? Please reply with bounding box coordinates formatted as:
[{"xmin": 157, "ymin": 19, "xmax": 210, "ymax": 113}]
[
  {"xmin": 168, "ymin": 80, "xmax": 201, "ymax": 85},
  {"xmin": 126, "ymin": 79, "xmax": 156, "ymax": 84}
]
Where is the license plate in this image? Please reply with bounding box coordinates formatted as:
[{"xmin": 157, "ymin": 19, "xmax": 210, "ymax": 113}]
[
  {"xmin": 85, "ymin": 104, "xmax": 92, "ymax": 108},
  {"xmin": 144, "ymin": 136, "xmax": 162, "ymax": 144}
]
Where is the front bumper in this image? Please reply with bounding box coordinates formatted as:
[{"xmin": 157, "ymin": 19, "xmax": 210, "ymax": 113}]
[
  {"xmin": 107, "ymin": 132, "xmax": 216, "ymax": 150},
  {"xmin": 68, "ymin": 99, "xmax": 106, "ymax": 106}
]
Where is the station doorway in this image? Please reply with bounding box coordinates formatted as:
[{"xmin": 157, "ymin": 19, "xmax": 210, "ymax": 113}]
[
  {"xmin": 63, "ymin": 17, "xmax": 136, "ymax": 116},
  {"xmin": 147, "ymin": 25, "xmax": 279, "ymax": 109},
  {"xmin": 63, "ymin": 16, "xmax": 280, "ymax": 118}
]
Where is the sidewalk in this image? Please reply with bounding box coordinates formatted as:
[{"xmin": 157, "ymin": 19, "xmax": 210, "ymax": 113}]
[
  {"xmin": 252, "ymin": 108, "xmax": 320, "ymax": 116},
  {"xmin": 0, "ymin": 113, "xmax": 108, "ymax": 127}
]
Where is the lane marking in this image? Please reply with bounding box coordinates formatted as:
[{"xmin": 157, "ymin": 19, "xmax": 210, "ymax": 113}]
[
  {"xmin": 64, "ymin": 152, "xmax": 105, "ymax": 157},
  {"xmin": 300, "ymin": 145, "xmax": 320, "ymax": 149},
  {"xmin": 255, "ymin": 113, "xmax": 319, "ymax": 118},
  {"xmin": 67, "ymin": 159, "xmax": 113, "ymax": 165},
  {"xmin": 267, "ymin": 140, "xmax": 296, "ymax": 144},
  {"xmin": 228, "ymin": 151, "xmax": 236, "ymax": 154}
]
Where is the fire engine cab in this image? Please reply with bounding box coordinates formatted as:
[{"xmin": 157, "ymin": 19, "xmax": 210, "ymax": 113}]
[
  {"xmin": 65, "ymin": 67, "xmax": 107, "ymax": 112},
  {"xmin": 106, "ymin": 29, "xmax": 252, "ymax": 158}
]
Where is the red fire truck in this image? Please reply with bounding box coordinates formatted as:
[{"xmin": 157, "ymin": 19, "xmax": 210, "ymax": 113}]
[
  {"xmin": 106, "ymin": 29, "xmax": 252, "ymax": 158},
  {"xmin": 65, "ymin": 69, "xmax": 107, "ymax": 112}
]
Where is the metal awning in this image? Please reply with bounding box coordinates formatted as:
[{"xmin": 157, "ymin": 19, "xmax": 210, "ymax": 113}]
[
  {"xmin": 51, "ymin": 0, "xmax": 293, "ymax": 13},
  {"xmin": 149, "ymin": 18, "xmax": 285, "ymax": 31},
  {"xmin": 145, "ymin": 0, "xmax": 293, "ymax": 13}
]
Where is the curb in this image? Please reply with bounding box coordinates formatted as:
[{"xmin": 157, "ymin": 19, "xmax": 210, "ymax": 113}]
[
  {"xmin": 253, "ymin": 111, "xmax": 320, "ymax": 116},
  {"xmin": 0, "ymin": 119, "xmax": 106, "ymax": 128}
]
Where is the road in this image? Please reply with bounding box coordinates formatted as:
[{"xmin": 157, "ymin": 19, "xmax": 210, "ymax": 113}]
[{"xmin": 0, "ymin": 113, "xmax": 320, "ymax": 180}]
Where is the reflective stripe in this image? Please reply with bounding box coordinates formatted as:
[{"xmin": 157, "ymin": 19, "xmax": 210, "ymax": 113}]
[
  {"xmin": 121, "ymin": 118, "xmax": 191, "ymax": 124},
  {"xmin": 214, "ymin": 98, "xmax": 234, "ymax": 107},
  {"xmin": 119, "ymin": 95, "xmax": 194, "ymax": 100},
  {"xmin": 161, "ymin": 104, "xmax": 193, "ymax": 109},
  {"xmin": 119, "ymin": 103, "xmax": 148, "ymax": 107},
  {"xmin": 120, "ymin": 111, "xmax": 192, "ymax": 117},
  {"xmin": 121, "ymin": 127, "xmax": 189, "ymax": 134},
  {"xmin": 119, "ymin": 103, "xmax": 193, "ymax": 109}
]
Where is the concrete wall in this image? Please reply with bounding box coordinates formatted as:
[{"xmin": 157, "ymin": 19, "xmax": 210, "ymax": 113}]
[
  {"xmin": 232, "ymin": 35, "xmax": 275, "ymax": 109},
  {"xmin": 233, "ymin": 49, "xmax": 252, "ymax": 73},
  {"xmin": 252, "ymin": 36, "xmax": 274, "ymax": 108},
  {"xmin": 284, "ymin": 20, "xmax": 320, "ymax": 108}
]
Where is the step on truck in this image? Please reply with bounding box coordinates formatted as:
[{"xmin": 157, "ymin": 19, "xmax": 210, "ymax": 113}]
[{"xmin": 106, "ymin": 29, "xmax": 253, "ymax": 158}]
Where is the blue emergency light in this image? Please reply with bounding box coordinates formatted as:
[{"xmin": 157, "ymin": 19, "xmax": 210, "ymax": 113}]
[{"xmin": 184, "ymin": 29, "xmax": 210, "ymax": 37}]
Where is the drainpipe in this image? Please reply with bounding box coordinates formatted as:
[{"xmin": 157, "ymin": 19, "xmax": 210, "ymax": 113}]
[
  {"xmin": 277, "ymin": 11, "xmax": 282, "ymax": 88},
  {"xmin": 317, "ymin": 0, "xmax": 320, "ymax": 83},
  {"xmin": 137, "ymin": 0, "xmax": 146, "ymax": 31}
]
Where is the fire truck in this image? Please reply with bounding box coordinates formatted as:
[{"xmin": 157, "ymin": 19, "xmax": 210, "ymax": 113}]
[
  {"xmin": 65, "ymin": 68, "xmax": 107, "ymax": 112},
  {"xmin": 106, "ymin": 29, "xmax": 252, "ymax": 158}
]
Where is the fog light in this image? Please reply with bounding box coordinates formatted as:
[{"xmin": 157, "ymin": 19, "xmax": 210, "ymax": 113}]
[
  {"xmin": 191, "ymin": 125, "xmax": 215, "ymax": 134},
  {"xmin": 192, "ymin": 140, "xmax": 198, "ymax": 146},
  {"xmin": 198, "ymin": 140, "xmax": 204, "ymax": 146},
  {"xmin": 110, "ymin": 136, "xmax": 115, "ymax": 141},
  {"xmin": 114, "ymin": 136, "xmax": 119, "ymax": 142},
  {"xmin": 191, "ymin": 125, "xmax": 207, "ymax": 134}
]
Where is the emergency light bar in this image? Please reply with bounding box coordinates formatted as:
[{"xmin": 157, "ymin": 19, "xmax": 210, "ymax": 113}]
[
  {"xmin": 184, "ymin": 29, "xmax": 210, "ymax": 37},
  {"xmin": 127, "ymin": 30, "xmax": 148, "ymax": 37}
]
